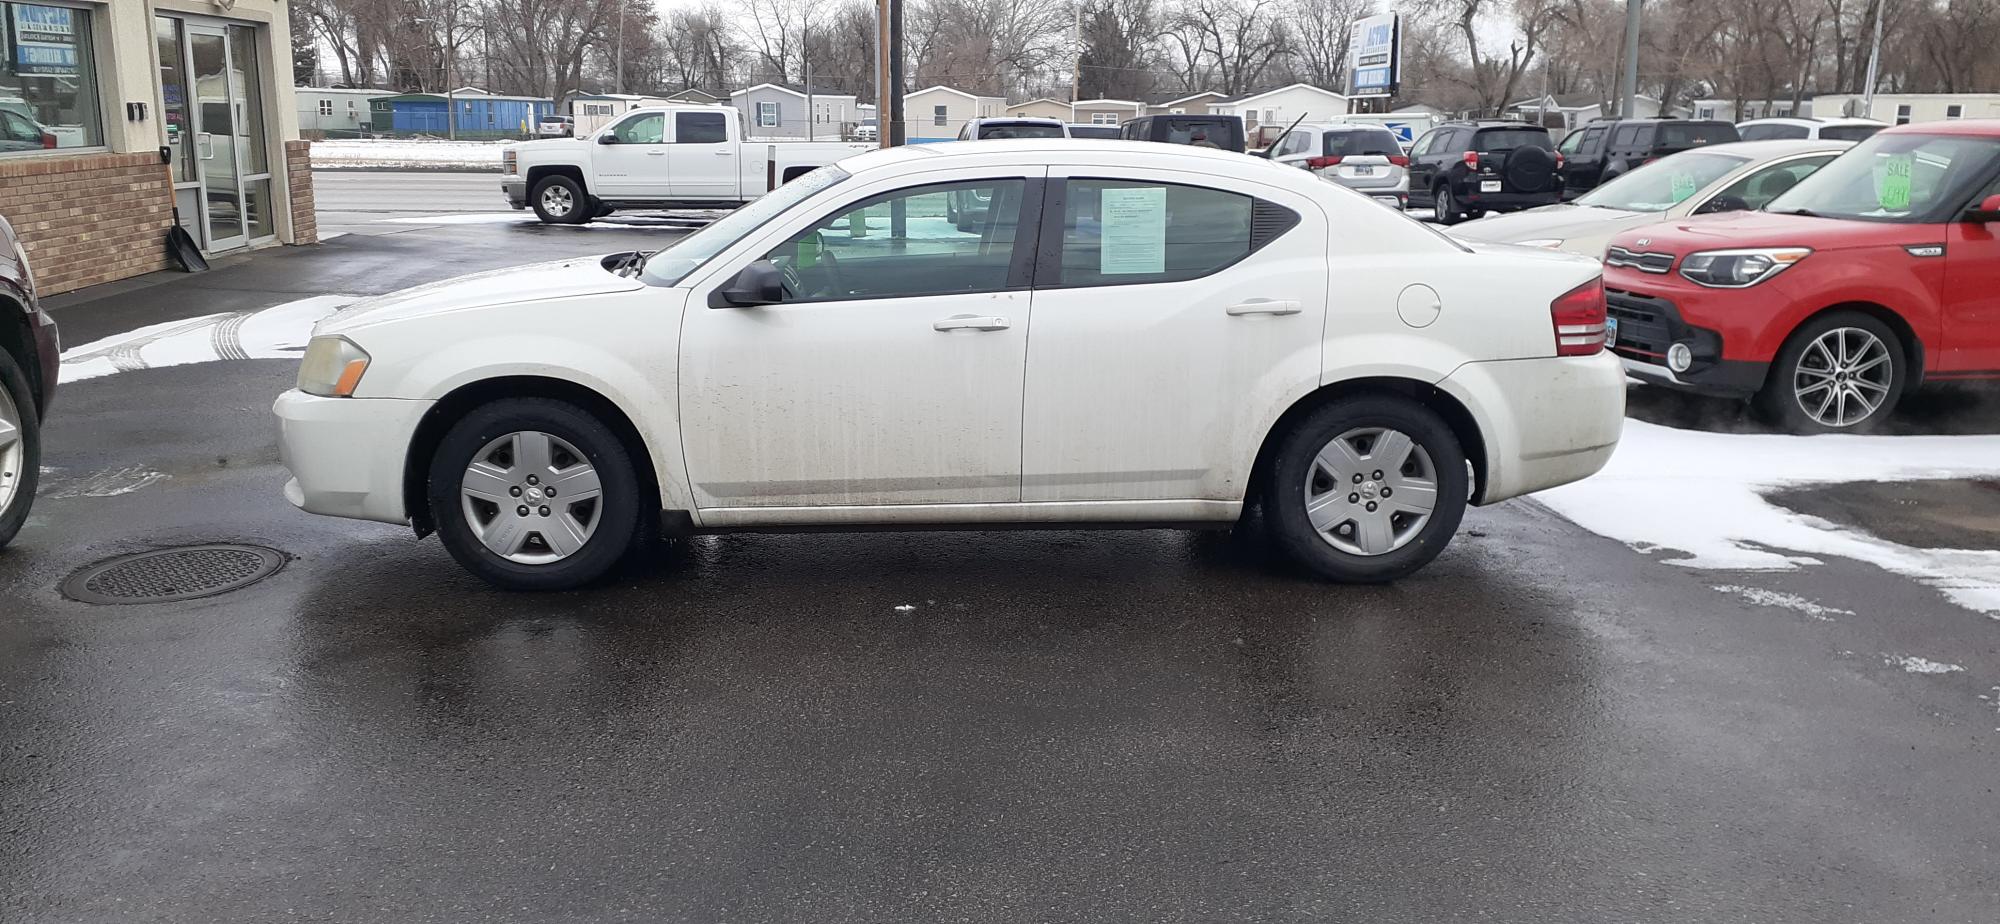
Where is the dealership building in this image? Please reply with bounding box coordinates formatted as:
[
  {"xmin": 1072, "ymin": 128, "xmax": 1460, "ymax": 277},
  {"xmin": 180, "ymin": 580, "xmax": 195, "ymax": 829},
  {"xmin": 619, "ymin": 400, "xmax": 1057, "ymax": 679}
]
[{"xmin": 0, "ymin": 0, "xmax": 313, "ymax": 297}]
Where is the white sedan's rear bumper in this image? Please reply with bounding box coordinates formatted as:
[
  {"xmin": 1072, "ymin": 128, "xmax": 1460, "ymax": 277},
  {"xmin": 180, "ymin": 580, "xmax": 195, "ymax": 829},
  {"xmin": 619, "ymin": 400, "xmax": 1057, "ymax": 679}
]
[
  {"xmin": 1438, "ymin": 351, "xmax": 1626, "ymax": 504},
  {"xmin": 274, "ymin": 389, "xmax": 434, "ymax": 526}
]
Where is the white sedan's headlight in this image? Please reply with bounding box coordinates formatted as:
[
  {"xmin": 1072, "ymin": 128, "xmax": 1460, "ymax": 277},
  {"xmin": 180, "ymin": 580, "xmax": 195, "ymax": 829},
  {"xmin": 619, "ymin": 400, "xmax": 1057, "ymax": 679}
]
[
  {"xmin": 297, "ymin": 336, "xmax": 371, "ymax": 397},
  {"xmin": 1515, "ymin": 238, "xmax": 1564, "ymax": 249},
  {"xmin": 1679, "ymin": 247, "xmax": 1810, "ymax": 288}
]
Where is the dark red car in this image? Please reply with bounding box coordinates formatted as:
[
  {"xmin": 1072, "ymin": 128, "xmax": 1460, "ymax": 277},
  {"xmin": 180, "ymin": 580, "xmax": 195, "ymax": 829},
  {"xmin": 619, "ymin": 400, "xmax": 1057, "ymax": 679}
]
[
  {"xmin": 1604, "ymin": 120, "xmax": 2000, "ymax": 431},
  {"xmin": 1, "ymin": 212, "xmax": 58, "ymax": 548}
]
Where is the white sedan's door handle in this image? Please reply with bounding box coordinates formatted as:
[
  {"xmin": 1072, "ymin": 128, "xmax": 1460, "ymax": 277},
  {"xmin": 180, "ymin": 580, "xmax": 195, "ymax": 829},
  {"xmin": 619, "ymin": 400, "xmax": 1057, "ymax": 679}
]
[
  {"xmin": 646, "ymin": 149, "xmax": 667, "ymax": 156},
  {"xmin": 933, "ymin": 315, "xmax": 1011, "ymax": 332},
  {"xmin": 713, "ymin": 150, "xmax": 734, "ymax": 156},
  {"xmin": 1227, "ymin": 298, "xmax": 1302, "ymax": 316}
]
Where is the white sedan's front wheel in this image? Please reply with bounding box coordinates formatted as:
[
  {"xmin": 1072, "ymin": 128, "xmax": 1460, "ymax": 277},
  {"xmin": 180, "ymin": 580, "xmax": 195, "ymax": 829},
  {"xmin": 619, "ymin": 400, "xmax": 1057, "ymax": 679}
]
[
  {"xmin": 1264, "ymin": 395, "xmax": 1469, "ymax": 582},
  {"xmin": 428, "ymin": 398, "xmax": 642, "ymax": 590}
]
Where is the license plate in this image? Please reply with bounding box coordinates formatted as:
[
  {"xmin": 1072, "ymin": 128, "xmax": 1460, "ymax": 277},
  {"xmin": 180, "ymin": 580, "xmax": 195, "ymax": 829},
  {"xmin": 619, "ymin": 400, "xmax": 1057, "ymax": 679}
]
[
  {"xmin": 1480, "ymin": 180, "xmax": 1502, "ymax": 192},
  {"xmin": 1604, "ymin": 316, "xmax": 1620, "ymax": 346},
  {"xmin": 1351, "ymin": 165, "xmax": 1375, "ymax": 176}
]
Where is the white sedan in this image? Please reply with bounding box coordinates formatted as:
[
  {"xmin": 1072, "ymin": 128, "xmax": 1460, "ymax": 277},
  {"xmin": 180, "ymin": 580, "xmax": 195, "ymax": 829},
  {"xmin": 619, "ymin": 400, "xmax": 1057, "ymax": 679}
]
[
  {"xmin": 276, "ymin": 140, "xmax": 1626, "ymax": 590},
  {"xmin": 1450, "ymin": 139, "xmax": 1850, "ymax": 257}
]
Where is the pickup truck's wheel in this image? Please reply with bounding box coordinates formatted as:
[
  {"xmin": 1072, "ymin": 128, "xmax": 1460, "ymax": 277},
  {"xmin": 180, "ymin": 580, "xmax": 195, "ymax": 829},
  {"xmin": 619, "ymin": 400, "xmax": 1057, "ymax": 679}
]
[
  {"xmin": 1263, "ymin": 395, "xmax": 1469, "ymax": 582},
  {"xmin": 427, "ymin": 398, "xmax": 642, "ymax": 590},
  {"xmin": 0, "ymin": 348, "xmax": 42, "ymax": 550},
  {"xmin": 1755, "ymin": 311, "xmax": 1906, "ymax": 433},
  {"xmin": 531, "ymin": 175, "xmax": 592, "ymax": 225}
]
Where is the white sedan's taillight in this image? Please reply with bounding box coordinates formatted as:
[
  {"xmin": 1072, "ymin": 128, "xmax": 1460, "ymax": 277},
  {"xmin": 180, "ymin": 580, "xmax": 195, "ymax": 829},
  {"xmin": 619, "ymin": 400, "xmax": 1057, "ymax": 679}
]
[{"xmin": 1551, "ymin": 278, "xmax": 1607, "ymax": 356}]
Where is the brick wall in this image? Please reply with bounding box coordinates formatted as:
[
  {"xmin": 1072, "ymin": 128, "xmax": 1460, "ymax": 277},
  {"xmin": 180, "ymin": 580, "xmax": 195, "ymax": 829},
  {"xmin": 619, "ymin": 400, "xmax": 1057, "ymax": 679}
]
[
  {"xmin": 284, "ymin": 140, "xmax": 317, "ymax": 245},
  {"xmin": 0, "ymin": 152, "xmax": 175, "ymax": 297}
]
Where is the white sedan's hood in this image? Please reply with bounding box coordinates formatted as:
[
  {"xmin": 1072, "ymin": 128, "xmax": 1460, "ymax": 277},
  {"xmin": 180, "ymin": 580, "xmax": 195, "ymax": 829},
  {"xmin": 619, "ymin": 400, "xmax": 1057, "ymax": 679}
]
[
  {"xmin": 317, "ymin": 255, "xmax": 644, "ymax": 334},
  {"xmin": 1449, "ymin": 204, "xmax": 1658, "ymax": 248}
]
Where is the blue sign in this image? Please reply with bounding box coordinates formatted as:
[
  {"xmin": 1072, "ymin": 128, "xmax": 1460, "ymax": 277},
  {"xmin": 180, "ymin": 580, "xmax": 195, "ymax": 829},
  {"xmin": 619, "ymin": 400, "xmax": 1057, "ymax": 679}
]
[
  {"xmin": 1347, "ymin": 12, "xmax": 1400, "ymax": 97},
  {"xmin": 17, "ymin": 44, "xmax": 76, "ymax": 73}
]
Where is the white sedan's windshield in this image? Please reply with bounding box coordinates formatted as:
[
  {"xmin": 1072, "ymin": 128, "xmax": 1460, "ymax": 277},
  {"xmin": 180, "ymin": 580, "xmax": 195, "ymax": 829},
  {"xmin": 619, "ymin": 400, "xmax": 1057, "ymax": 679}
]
[
  {"xmin": 639, "ymin": 166, "xmax": 850, "ymax": 286},
  {"xmin": 1575, "ymin": 151, "xmax": 1747, "ymax": 212}
]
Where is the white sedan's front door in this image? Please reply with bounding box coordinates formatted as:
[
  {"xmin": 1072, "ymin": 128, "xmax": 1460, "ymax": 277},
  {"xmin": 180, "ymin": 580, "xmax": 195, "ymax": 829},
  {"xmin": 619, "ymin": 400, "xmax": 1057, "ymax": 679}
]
[
  {"xmin": 678, "ymin": 170, "xmax": 1046, "ymax": 512},
  {"xmin": 1020, "ymin": 169, "xmax": 1328, "ymax": 503}
]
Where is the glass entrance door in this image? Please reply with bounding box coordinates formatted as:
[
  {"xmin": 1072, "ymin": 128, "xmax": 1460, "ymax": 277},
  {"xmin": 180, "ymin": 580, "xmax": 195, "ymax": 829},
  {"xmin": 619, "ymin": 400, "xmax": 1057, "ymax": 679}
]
[{"xmin": 158, "ymin": 16, "xmax": 271, "ymax": 253}]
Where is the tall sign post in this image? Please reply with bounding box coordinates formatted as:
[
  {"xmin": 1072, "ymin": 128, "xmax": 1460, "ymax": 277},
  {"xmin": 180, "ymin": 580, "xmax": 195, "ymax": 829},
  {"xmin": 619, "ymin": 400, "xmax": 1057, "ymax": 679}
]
[{"xmin": 1345, "ymin": 12, "xmax": 1400, "ymax": 115}]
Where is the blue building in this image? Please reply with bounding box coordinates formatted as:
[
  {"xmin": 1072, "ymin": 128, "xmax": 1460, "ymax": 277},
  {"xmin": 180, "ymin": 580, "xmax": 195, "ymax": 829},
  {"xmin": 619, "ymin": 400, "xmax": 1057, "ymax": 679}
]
[{"xmin": 373, "ymin": 88, "xmax": 555, "ymax": 139}]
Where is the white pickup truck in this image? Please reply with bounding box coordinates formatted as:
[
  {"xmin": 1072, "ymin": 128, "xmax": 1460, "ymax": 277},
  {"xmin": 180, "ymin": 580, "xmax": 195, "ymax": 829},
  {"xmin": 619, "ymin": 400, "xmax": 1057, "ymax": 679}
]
[{"xmin": 501, "ymin": 105, "xmax": 872, "ymax": 224}]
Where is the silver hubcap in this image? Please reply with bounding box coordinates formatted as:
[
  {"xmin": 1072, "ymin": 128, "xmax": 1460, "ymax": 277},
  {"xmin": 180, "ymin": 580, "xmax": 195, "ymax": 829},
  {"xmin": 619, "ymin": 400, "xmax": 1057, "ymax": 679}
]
[
  {"xmin": 540, "ymin": 185, "xmax": 573, "ymax": 216},
  {"xmin": 1794, "ymin": 327, "xmax": 1892, "ymax": 428},
  {"xmin": 460, "ymin": 431, "xmax": 603, "ymax": 564},
  {"xmin": 1303, "ymin": 427, "xmax": 1439, "ymax": 557},
  {"xmin": 0, "ymin": 383, "xmax": 21, "ymax": 514}
]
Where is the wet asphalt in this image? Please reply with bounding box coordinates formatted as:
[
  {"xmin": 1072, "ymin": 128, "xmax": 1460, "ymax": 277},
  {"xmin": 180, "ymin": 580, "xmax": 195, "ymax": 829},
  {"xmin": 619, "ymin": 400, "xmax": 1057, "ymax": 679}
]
[{"xmin": 2, "ymin": 182, "xmax": 1997, "ymax": 922}]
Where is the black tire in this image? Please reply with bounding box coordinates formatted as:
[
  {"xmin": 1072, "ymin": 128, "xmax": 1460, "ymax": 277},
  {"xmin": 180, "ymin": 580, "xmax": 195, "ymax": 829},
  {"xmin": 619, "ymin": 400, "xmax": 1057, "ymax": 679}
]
[
  {"xmin": 427, "ymin": 397, "xmax": 643, "ymax": 590},
  {"xmin": 1755, "ymin": 310, "xmax": 1907, "ymax": 434},
  {"xmin": 1263, "ymin": 395, "xmax": 1470, "ymax": 582},
  {"xmin": 530, "ymin": 175, "xmax": 592, "ymax": 225},
  {"xmin": 1436, "ymin": 184, "xmax": 1467, "ymax": 225},
  {"xmin": 0, "ymin": 348, "xmax": 41, "ymax": 550}
]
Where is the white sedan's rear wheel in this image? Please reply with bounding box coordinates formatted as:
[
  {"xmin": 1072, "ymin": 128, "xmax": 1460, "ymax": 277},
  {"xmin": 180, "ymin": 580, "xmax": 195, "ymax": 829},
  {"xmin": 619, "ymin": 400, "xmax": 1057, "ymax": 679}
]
[
  {"xmin": 1264, "ymin": 395, "xmax": 1469, "ymax": 582},
  {"xmin": 428, "ymin": 398, "xmax": 642, "ymax": 590}
]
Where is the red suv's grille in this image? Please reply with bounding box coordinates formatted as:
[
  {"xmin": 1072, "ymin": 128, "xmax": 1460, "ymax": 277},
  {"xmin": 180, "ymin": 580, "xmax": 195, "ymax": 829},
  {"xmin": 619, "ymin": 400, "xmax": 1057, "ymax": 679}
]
[{"xmin": 1605, "ymin": 246, "xmax": 1674, "ymax": 274}]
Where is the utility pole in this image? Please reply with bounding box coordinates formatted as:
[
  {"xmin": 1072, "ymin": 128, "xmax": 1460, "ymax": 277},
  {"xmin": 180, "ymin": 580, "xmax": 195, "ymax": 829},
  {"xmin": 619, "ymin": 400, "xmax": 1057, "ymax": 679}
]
[
  {"xmin": 615, "ymin": 0, "xmax": 626, "ymax": 95},
  {"xmin": 1617, "ymin": 0, "xmax": 1643, "ymax": 118},
  {"xmin": 876, "ymin": 0, "xmax": 891, "ymax": 149},
  {"xmin": 805, "ymin": 22, "xmax": 814, "ymax": 141},
  {"xmin": 1071, "ymin": 2, "xmax": 1082, "ymax": 104},
  {"xmin": 888, "ymin": 0, "xmax": 905, "ymax": 146},
  {"xmin": 1861, "ymin": 0, "xmax": 1885, "ymax": 118}
]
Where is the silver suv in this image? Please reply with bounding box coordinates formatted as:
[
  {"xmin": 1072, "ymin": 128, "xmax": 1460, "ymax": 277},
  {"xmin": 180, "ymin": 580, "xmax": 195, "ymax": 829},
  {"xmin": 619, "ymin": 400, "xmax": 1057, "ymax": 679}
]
[{"xmin": 1267, "ymin": 123, "xmax": 1410, "ymax": 208}]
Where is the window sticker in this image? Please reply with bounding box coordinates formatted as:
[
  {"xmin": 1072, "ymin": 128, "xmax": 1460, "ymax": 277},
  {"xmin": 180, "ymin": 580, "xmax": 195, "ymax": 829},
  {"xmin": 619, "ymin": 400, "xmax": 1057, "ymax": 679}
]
[
  {"xmin": 1669, "ymin": 172, "xmax": 1699, "ymax": 203},
  {"xmin": 1099, "ymin": 186, "xmax": 1167, "ymax": 274},
  {"xmin": 1875, "ymin": 153, "xmax": 1913, "ymax": 211}
]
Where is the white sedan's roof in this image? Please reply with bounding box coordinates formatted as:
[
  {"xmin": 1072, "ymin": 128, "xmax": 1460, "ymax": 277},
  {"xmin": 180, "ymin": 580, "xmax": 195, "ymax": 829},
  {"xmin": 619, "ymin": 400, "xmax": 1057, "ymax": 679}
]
[{"xmin": 837, "ymin": 138, "xmax": 1316, "ymax": 191}]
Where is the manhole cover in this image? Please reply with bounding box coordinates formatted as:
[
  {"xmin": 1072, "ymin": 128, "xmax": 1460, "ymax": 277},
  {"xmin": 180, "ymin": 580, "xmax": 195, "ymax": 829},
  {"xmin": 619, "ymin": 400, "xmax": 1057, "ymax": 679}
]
[{"xmin": 61, "ymin": 544, "xmax": 286, "ymax": 605}]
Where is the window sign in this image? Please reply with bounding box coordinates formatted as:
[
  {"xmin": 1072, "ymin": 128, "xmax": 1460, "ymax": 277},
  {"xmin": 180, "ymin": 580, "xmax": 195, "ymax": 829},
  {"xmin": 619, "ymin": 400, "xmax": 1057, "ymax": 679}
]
[
  {"xmin": 1874, "ymin": 152, "xmax": 1913, "ymax": 211},
  {"xmin": 1099, "ymin": 186, "xmax": 1167, "ymax": 275},
  {"xmin": 1, "ymin": 2, "xmax": 103, "ymax": 151}
]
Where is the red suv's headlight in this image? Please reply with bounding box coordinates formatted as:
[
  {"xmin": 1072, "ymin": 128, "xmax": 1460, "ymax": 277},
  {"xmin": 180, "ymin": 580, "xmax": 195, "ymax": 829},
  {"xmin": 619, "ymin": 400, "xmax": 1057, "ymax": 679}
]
[{"xmin": 1679, "ymin": 247, "xmax": 1811, "ymax": 288}]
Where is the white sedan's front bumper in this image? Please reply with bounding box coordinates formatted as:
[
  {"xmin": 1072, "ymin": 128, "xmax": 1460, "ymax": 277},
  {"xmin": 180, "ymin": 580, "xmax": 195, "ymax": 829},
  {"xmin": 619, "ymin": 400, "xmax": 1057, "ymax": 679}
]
[
  {"xmin": 1438, "ymin": 351, "xmax": 1626, "ymax": 504},
  {"xmin": 274, "ymin": 389, "xmax": 435, "ymax": 526}
]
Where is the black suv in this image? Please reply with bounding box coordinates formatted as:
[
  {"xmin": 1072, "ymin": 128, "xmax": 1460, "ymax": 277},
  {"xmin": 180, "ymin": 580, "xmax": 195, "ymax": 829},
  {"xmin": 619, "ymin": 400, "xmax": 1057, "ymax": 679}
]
[
  {"xmin": 1557, "ymin": 118, "xmax": 1739, "ymax": 196},
  {"xmin": 1407, "ymin": 121, "xmax": 1562, "ymax": 224},
  {"xmin": 0, "ymin": 213, "xmax": 57, "ymax": 549},
  {"xmin": 1119, "ymin": 114, "xmax": 1246, "ymax": 153}
]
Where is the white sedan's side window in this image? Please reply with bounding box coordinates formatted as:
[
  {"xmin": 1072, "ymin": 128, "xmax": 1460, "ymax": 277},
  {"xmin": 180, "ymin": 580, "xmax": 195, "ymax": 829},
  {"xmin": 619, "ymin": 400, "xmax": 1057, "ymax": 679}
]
[
  {"xmin": 1050, "ymin": 179, "xmax": 1263, "ymax": 287},
  {"xmin": 762, "ymin": 179, "xmax": 1028, "ymax": 302}
]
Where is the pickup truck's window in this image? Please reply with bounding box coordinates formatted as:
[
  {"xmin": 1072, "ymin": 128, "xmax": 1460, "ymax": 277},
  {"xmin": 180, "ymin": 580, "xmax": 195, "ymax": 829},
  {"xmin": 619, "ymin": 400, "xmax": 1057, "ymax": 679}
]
[
  {"xmin": 676, "ymin": 111, "xmax": 727, "ymax": 144},
  {"xmin": 610, "ymin": 113, "xmax": 664, "ymax": 144},
  {"xmin": 1051, "ymin": 179, "xmax": 1254, "ymax": 287},
  {"xmin": 639, "ymin": 166, "xmax": 850, "ymax": 286},
  {"xmin": 762, "ymin": 179, "xmax": 1027, "ymax": 301}
]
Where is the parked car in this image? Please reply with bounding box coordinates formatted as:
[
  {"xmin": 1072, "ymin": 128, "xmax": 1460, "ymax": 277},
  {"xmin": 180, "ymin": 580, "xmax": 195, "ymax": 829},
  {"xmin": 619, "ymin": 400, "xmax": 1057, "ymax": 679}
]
[
  {"xmin": 854, "ymin": 119, "xmax": 878, "ymax": 143},
  {"xmin": 0, "ymin": 213, "xmax": 59, "ymax": 549},
  {"xmin": 1451, "ymin": 139, "xmax": 1849, "ymax": 257},
  {"xmin": 1266, "ymin": 122, "xmax": 1411, "ymax": 208},
  {"xmin": 1602, "ymin": 120, "xmax": 2000, "ymax": 432},
  {"xmin": 1737, "ymin": 117, "xmax": 1885, "ymax": 142},
  {"xmin": 502, "ymin": 105, "xmax": 871, "ymax": 223},
  {"xmin": 1558, "ymin": 118, "xmax": 1741, "ymax": 197},
  {"xmin": 1407, "ymin": 120, "xmax": 1564, "ymax": 224},
  {"xmin": 537, "ymin": 115, "xmax": 574, "ymax": 137},
  {"xmin": 957, "ymin": 117, "xmax": 1068, "ymax": 140},
  {"xmin": 1066, "ymin": 123, "xmax": 1121, "ymax": 140},
  {"xmin": 0, "ymin": 109, "xmax": 55, "ymax": 153},
  {"xmin": 276, "ymin": 140, "xmax": 1624, "ymax": 590},
  {"xmin": 1119, "ymin": 114, "xmax": 1246, "ymax": 153}
]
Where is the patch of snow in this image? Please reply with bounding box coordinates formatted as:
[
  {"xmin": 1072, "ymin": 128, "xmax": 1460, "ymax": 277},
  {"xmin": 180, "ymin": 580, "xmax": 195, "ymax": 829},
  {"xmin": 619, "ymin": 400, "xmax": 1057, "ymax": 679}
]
[
  {"xmin": 893, "ymin": 604, "xmax": 916, "ymax": 613},
  {"xmin": 379, "ymin": 212, "xmax": 538, "ymax": 226},
  {"xmin": 1537, "ymin": 420, "xmax": 2000, "ymax": 615},
  {"xmin": 1884, "ymin": 655, "xmax": 1964, "ymax": 675},
  {"xmin": 48, "ymin": 467, "xmax": 169, "ymax": 498},
  {"xmin": 1711, "ymin": 584, "xmax": 1852, "ymax": 620},
  {"xmin": 60, "ymin": 295, "xmax": 359, "ymax": 384},
  {"xmin": 318, "ymin": 232, "xmax": 349, "ymax": 241},
  {"xmin": 310, "ymin": 139, "xmax": 508, "ymax": 170}
]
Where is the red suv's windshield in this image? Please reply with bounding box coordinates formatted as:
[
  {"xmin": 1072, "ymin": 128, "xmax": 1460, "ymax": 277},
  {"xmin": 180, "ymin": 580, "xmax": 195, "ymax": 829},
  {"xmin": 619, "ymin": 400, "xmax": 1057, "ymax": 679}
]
[{"xmin": 1767, "ymin": 131, "xmax": 2000, "ymax": 222}]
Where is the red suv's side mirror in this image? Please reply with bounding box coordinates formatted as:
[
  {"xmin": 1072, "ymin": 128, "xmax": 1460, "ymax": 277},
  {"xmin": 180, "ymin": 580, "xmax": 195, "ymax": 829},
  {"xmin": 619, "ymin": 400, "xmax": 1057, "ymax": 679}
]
[{"xmin": 1967, "ymin": 194, "xmax": 2000, "ymax": 223}]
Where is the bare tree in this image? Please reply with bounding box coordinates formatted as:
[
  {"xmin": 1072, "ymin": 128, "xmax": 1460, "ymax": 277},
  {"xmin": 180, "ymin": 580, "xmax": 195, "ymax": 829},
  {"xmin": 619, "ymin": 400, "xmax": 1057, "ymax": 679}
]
[
  {"xmin": 1162, "ymin": 0, "xmax": 1290, "ymax": 95},
  {"xmin": 1079, "ymin": 0, "xmax": 1162, "ymax": 99},
  {"xmin": 1284, "ymin": 0, "xmax": 1373, "ymax": 90}
]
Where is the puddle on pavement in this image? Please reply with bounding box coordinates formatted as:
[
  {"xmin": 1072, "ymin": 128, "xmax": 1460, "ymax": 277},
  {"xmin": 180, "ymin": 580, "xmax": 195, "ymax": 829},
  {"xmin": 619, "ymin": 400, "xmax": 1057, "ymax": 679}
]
[{"xmin": 1771, "ymin": 479, "xmax": 2000, "ymax": 550}]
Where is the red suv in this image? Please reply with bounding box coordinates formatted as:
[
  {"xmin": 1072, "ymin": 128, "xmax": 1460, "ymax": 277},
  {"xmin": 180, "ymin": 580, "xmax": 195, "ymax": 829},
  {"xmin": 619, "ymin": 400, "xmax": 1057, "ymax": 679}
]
[{"xmin": 1603, "ymin": 120, "xmax": 2000, "ymax": 431}]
